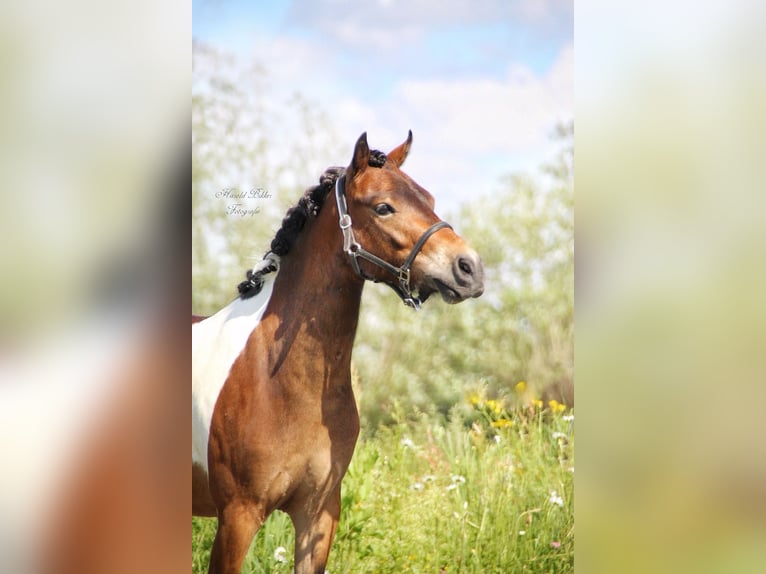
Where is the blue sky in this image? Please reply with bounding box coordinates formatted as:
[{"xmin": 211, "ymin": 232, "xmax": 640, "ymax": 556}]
[{"xmin": 193, "ymin": 0, "xmax": 572, "ymax": 212}]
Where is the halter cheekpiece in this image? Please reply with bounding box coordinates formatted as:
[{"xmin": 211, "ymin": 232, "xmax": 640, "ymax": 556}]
[{"xmin": 334, "ymin": 175, "xmax": 452, "ymax": 310}]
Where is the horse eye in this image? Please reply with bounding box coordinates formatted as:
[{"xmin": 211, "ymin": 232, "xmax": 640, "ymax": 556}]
[{"xmin": 374, "ymin": 203, "xmax": 395, "ymax": 216}]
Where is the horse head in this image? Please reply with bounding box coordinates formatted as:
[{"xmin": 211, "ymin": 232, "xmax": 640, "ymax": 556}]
[{"xmin": 339, "ymin": 131, "xmax": 484, "ymax": 307}]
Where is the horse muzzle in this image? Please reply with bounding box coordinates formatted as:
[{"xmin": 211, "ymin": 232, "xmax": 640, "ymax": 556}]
[{"xmin": 421, "ymin": 250, "xmax": 484, "ymax": 304}]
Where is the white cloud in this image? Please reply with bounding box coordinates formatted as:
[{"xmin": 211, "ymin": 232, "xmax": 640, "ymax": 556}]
[
  {"xmin": 288, "ymin": 0, "xmax": 572, "ymax": 34},
  {"xmin": 327, "ymin": 44, "xmax": 573, "ymax": 211},
  {"xmin": 514, "ymin": 0, "xmax": 573, "ymax": 23},
  {"xmin": 330, "ymin": 20, "xmax": 422, "ymax": 52},
  {"xmin": 285, "ymin": 0, "xmax": 572, "ymax": 65},
  {"xmin": 332, "ymin": 42, "xmax": 572, "ymax": 150}
]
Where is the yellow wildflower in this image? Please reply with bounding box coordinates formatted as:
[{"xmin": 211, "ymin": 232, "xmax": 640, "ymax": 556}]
[
  {"xmin": 514, "ymin": 381, "xmax": 527, "ymax": 393},
  {"xmin": 491, "ymin": 419, "xmax": 514, "ymax": 428},
  {"xmin": 486, "ymin": 399, "xmax": 503, "ymax": 414},
  {"xmin": 467, "ymin": 393, "xmax": 481, "ymax": 406},
  {"xmin": 533, "ymin": 399, "xmax": 544, "ymax": 409},
  {"xmin": 548, "ymin": 399, "xmax": 566, "ymax": 414}
]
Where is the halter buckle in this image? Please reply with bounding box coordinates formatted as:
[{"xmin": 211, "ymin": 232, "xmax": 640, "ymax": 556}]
[{"xmin": 398, "ymin": 267, "xmax": 411, "ymax": 289}]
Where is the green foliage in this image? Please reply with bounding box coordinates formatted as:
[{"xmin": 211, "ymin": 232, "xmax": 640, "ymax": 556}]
[{"xmin": 192, "ymin": 406, "xmax": 574, "ymax": 573}]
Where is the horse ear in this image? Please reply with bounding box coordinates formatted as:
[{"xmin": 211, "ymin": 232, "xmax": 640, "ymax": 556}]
[
  {"xmin": 349, "ymin": 132, "xmax": 370, "ymax": 179},
  {"xmin": 387, "ymin": 130, "xmax": 413, "ymax": 167}
]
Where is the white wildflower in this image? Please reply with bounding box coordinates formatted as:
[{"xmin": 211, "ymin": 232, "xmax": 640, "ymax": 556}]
[
  {"xmin": 422, "ymin": 475, "xmax": 436, "ymax": 483},
  {"xmin": 562, "ymin": 414, "xmax": 574, "ymax": 422},
  {"xmin": 519, "ymin": 530, "xmax": 526, "ymax": 535},
  {"xmin": 549, "ymin": 490, "xmax": 564, "ymax": 507},
  {"xmin": 450, "ymin": 474, "xmax": 466, "ymax": 484},
  {"xmin": 410, "ymin": 482, "xmax": 424, "ymax": 491},
  {"xmin": 274, "ymin": 546, "xmax": 287, "ymax": 563},
  {"xmin": 446, "ymin": 483, "xmax": 458, "ymax": 492},
  {"xmin": 552, "ymin": 432, "xmax": 568, "ymax": 440},
  {"xmin": 400, "ymin": 437, "xmax": 415, "ymax": 449}
]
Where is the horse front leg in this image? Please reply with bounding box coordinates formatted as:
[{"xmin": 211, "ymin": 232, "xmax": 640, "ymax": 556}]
[
  {"xmin": 208, "ymin": 500, "xmax": 263, "ymax": 574},
  {"xmin": 290, "ymin": 486, "xmax": 341, "ymax": 574}
]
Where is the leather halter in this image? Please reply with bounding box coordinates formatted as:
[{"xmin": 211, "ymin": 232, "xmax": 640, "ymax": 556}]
[{"xmin": 334, "ymin": 175, "xmax": 452, "ymax": 310}]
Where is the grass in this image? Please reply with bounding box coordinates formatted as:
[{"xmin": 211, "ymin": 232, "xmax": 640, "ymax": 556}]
[{"xmin": 192, "ymin": 404, "xmax": 574, "ymax": 573}]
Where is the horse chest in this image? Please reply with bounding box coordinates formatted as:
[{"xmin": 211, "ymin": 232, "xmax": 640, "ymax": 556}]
[
  {"xmin": 272, "ymin": 441, "xmax": 349, "ymax": 512},
  {"xmin": 263, "ymin": 397, "xmax": 359, "ymax": 500}
]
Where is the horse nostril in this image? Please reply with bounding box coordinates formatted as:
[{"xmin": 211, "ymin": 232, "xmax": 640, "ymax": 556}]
[{"xmin": 458, "ymin": 257, "xmax": 473, "ymax": 276}]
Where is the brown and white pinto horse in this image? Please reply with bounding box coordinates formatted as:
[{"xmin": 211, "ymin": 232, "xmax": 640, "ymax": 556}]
[{"xmin": 192, "ymin": 132, "xmax": 484, "ymax": 573}]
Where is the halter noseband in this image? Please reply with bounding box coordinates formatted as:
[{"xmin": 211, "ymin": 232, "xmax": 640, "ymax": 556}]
[{"xmin": 334, "ymin": 174, "xmax": 452, "ymax": 310}]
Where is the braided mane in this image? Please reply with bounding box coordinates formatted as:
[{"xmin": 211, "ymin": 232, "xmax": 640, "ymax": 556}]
[{"xmin": 237, "ymin": 149, "xmax": 387, "ymax": 299}]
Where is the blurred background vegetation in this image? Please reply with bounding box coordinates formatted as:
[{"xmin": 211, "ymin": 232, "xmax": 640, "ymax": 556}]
[{"xmin": 192, "ymin": 41, "xmax": 573, "ymax": 432}]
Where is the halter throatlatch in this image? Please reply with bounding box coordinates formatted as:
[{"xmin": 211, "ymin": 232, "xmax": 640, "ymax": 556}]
[{"xmin": 335, "ymin": 175, "xmax": 452, "ymax": 310}]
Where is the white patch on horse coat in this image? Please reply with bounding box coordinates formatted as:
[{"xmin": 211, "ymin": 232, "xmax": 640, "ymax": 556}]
[{"xmin": 192, "ymin": 273, "xmax": 276, "ymax": 474}]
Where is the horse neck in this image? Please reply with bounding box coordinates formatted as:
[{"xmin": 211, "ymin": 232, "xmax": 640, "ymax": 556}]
[{"xmin": 264, "ymin": 200, "xmax": 365, "ymax": 379}]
